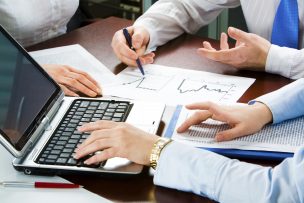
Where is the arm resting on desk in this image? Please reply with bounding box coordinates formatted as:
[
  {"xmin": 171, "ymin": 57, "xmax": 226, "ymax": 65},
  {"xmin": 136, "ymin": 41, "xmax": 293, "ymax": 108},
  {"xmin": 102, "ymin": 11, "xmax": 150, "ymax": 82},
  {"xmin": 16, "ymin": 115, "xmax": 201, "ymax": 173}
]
[{"xmin": 154, "ymin": 142, "xmax": 304, "ymax": 203}]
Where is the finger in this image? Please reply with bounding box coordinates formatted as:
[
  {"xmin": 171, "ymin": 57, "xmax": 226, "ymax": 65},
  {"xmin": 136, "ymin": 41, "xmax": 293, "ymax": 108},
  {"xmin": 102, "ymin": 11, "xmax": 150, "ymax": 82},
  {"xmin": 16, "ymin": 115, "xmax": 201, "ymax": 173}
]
[
  {"xmin": 84, "ymin": 148, "xmax": 116, "ymax": 165},
  {"xmin": 185, "ymin": 101, "xmax": 214, "ymax": 111},
  {"xmin": 64, "ymin": 66, "xmax": 100, "ymax": 89},
  {"xmin": 62, "ymin": 76, "xmax": 97, "ymax": 97},
  {"xmin": 77, "ymin": 129, "xmax": 113, "ymax": 151},
  {"xmin": 118, "ymin": 43, "xmax": 138, "ymax": 60},
  {"xmin": 177, "ymin": 111, "xmax": 212, "ymax": 133},
  {"xmin": 186, "ymin": 102, "xmax": 235, "ymax": 124},
  {"xmin": 197, "ymin": 47, "xmax": 238, "ymax": 63},
  {"xmin": 68, "ymin": 72, "xmax": 100, "ymax": 96},
  {"xmin": 202, "ymin": 41, "xmax": 216, "ymax": 50},
  {"xmin": 120, "ymin": 54, "xmax": 138, "ymax": 67},
  {"xmin": 235, "ymin": 40, "xmax": 244, "ymax": 47},
  {"xmin": 139, "ymin": 55, "xmax": 154, "ymax": 64},
  {"xmin": 78, "ymin": 120, "xmax": 117, "ymax": 132},
  {"xmin": 112, "ymin": 29, "xmax": 138, "ymax": 60},
  {"xmin": 220, "ymin": 32, "xmax": 229, "ymax": 50},
  {"xmin": 207, "ymin": 104, "xmax": 241, "ymax": 124},
  {"xmin": 215, "ymin": 125, "xmax": 246, "ymax": 142},
  {"xmin": 112, "ymin": 46, "xmax": 136, "ymax": 66},
  {"xmin": 59, "ymin": 84, "xmax": 79, "ymax": 97},
  {"xmin": 74, "ymin": 138, "xmax": 113, "ymax": 159},
  {"xmin": 227, "ymin": 27, "xmax": 251, "ymax": 43}
]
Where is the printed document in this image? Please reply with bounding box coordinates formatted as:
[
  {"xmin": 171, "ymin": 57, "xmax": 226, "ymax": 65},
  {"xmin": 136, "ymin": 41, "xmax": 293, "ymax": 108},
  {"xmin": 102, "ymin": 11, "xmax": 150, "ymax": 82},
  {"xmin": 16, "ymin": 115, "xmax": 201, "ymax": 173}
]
[
  {"xmin": 172, "ymin": 106, "xmax": 304, "ymax": 153},
  {"xmin": 30, "ymin": 45, "xmax": 255, "ymax": 105},
  {"xmin": 107, "ymin": 64, "xmax": 255, "ymax": 105}
]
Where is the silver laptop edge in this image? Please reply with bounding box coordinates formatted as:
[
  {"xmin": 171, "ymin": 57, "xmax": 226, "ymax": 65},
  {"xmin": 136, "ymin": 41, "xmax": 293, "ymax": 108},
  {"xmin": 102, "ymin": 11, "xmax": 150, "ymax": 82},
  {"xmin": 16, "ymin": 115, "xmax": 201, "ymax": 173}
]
[{"xmin": 11, "ymin": 96, "xmax": 165, "ymax": 175}]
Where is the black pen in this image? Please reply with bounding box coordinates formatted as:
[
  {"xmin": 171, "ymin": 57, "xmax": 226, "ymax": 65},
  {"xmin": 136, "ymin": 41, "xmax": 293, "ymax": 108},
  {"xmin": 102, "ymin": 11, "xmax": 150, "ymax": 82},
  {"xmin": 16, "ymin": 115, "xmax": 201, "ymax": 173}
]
[{"xmin": 122, "ymin": 28, "xmax": 145, "ymax": 76}]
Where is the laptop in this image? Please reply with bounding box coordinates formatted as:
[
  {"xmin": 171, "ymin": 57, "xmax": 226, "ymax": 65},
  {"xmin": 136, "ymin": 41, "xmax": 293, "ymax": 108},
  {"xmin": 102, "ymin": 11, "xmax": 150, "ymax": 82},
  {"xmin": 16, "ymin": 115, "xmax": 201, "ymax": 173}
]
[{"xmin": 0, "ymin": 25, "xmax": 165, "ymax": 176}]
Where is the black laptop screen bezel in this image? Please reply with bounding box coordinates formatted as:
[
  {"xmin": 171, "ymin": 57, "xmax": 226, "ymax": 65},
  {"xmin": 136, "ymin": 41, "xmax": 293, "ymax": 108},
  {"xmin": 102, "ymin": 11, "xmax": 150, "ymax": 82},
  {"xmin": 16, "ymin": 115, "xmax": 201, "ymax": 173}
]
[{"xmin": 0, "ymin": 25, "xmax": 62, "ymax": 151}]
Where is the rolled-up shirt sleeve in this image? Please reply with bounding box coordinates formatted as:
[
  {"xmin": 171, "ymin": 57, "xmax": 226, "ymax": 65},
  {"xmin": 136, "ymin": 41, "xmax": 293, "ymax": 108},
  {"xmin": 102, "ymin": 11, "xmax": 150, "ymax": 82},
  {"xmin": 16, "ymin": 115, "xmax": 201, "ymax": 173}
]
[{"xmin": 154, "ymin": 142, "xmax": 304, "ymax": 202}]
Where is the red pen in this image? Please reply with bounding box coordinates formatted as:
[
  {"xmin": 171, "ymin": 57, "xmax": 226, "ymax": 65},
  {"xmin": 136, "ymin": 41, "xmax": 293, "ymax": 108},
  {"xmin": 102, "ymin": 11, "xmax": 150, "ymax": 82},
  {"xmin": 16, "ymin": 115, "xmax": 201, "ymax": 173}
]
[{"xmin": 0, "ymin": 181, "xmax": 82, "ymax": 189}]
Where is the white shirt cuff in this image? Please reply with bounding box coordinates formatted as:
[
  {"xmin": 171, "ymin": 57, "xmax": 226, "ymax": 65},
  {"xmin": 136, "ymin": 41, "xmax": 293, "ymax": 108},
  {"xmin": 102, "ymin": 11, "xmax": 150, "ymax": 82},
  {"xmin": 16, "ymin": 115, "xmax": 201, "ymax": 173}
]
[
  {"xmin": 134, "ymin": 17, "xmax": 158, "ymax": 53},
  {"xmin": 265, "ymin": 45, "xmax": 299, "ymax": 78}
]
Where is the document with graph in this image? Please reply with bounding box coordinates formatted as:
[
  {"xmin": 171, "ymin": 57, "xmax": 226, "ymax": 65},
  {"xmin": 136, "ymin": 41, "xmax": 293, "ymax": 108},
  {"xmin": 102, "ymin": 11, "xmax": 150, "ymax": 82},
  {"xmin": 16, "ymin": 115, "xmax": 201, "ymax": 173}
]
[
  {"xmin": 171, "ymin": 106, "xmax": 304, "ymax": 153},
  {"xmin": 107, "ymin": 64, "xmax": 255, "ymax": 105}
]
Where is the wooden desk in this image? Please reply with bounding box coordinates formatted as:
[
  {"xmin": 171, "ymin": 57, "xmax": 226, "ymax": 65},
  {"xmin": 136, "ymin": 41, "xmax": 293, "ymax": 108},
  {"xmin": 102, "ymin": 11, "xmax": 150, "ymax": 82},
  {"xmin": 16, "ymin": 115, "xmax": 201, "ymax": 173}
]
[{"xmin": 28, "ymin": 17, "xmax": 291, "ymax": 202}]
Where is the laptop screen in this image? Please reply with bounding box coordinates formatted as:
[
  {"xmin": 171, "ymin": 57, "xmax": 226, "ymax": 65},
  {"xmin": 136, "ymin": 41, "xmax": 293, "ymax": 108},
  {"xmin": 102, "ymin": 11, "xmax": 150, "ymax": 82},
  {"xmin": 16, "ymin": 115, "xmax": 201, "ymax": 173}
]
[{"xmin": 0, "ymin": 26, "xmax": 61, "ymax": 151}]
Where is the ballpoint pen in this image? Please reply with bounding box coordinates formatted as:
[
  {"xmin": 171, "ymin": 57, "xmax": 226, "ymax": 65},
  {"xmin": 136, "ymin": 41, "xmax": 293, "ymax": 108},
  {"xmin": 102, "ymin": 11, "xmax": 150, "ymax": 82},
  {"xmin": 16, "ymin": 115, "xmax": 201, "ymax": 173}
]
[
  {"xmin": 122, "ymin": 28, "xmax": 145, "ymax": 76},
  {"xmin": 0, "ymin": 181, "xmax": 82, "ymax": 189}
]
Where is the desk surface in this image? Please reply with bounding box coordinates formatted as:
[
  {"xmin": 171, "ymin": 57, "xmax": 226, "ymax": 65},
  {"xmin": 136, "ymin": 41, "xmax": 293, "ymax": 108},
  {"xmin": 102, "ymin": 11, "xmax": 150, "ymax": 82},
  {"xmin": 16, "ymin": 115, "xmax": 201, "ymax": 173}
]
[{"xmin": 28, "ymin": 17, "xmax": 291, "ymax": 202}]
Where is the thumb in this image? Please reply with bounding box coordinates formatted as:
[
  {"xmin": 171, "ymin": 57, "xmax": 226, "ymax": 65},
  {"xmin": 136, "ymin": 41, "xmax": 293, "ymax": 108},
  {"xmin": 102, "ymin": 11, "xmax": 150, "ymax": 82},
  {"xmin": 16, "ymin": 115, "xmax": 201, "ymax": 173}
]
[
  {"xmin": 132, "ymin": 27, "xmax": 149, "ymax": 49},
  {"xmin": 228, "ymin": 27, "xmax": 251, "ymax": 43}
]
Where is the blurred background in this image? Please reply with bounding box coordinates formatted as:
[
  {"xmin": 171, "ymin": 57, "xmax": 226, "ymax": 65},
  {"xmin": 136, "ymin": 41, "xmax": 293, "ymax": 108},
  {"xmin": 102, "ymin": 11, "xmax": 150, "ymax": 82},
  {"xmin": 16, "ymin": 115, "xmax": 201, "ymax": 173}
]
[{"xmin": 73, "ymin": 0, "xmax": 247, "ymax": 40}]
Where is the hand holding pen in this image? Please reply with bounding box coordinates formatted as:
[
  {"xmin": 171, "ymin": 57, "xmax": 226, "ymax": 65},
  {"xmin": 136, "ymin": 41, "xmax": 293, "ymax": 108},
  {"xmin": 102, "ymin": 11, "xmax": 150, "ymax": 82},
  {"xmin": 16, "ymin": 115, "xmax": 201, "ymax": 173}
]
[
  {"xmin": 123, "ymin": 28, "xmax": 145, "ymax": 75},
  {"xmin": 111, "ymin": 26, "xmax": 155, "ymax": 68}
]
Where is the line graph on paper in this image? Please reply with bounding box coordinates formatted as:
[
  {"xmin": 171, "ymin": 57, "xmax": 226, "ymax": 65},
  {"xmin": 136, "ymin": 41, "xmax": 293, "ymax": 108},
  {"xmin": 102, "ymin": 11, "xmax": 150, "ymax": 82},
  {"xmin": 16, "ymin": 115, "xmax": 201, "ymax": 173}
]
[
  {"xmin": 107, "ymin": 65, "xmax": 255, "ymax": 104},
  {"xmin": 120, "ymin": 71, "xmax": 174, "ymax": 92},
  {"xmin": 176, "ymin": 78, "xmax": 237, "ymax": 101}
]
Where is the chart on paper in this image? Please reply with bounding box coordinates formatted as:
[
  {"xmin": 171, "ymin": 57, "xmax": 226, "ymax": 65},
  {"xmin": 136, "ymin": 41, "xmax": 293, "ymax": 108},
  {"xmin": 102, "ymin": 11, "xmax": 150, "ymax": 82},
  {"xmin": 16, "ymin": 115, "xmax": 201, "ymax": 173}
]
[
  {"xmin": 121, "ymin": 71, "xmax": 173, "ymax": 91},
  {"xmin": 107, "ymin": 64, "xmax": 255, "ymax": 105}
]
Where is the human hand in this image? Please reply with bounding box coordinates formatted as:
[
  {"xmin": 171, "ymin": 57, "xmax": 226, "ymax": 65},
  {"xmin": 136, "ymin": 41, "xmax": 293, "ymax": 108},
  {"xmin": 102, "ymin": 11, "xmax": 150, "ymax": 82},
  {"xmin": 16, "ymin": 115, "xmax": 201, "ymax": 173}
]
[
  {"xmin": 177, "ymin": 101, "xmax": 273, "ymax": 142},
  {"xmin": 198, "ymin": 27, "xmax": 271, "ymax": 69},
  {"xmin": 111, "ymin": 26, "xmax": 155, "ymax": 67},
  {"xmin": 42, "ymin": 64, "xmax": 101, "ymax": 97},
  {"xmin": 74, "ymin": 121, "xmax": 159, "ymax": 165}
]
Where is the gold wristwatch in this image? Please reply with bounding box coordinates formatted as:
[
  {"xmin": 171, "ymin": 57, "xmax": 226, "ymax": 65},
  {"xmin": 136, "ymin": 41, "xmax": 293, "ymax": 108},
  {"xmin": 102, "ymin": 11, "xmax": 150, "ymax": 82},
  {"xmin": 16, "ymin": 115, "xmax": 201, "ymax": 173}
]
[{"xmin": 150, "ymin": 137, "xmax": 172, "ymax": 170}]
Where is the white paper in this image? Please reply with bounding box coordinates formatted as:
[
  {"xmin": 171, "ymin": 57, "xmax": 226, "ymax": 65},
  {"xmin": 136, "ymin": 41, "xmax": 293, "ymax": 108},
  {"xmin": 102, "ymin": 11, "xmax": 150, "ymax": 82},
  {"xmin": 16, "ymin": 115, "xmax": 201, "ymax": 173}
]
[
  {"xmin": 106, "ymin": 64, "xmax": 255, "ymax": 105},
  {"xmin": 30, "ymin": 44, "xmax": 119, "ymax": 93},
  {"xmin": 0, "ymin": 145, "xmax": 111, "ymax": 203},
  {"xmin": 172, "ymin": 106, "xmax": 304, "ymax": 153}
]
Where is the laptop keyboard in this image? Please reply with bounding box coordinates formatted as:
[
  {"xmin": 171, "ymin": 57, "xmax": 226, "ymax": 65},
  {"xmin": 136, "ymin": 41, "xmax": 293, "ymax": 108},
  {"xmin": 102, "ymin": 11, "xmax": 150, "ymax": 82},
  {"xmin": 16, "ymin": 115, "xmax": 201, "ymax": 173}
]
[{"xmin": 36, "ymin": 99, "xmax": 132, "ymax": 168}]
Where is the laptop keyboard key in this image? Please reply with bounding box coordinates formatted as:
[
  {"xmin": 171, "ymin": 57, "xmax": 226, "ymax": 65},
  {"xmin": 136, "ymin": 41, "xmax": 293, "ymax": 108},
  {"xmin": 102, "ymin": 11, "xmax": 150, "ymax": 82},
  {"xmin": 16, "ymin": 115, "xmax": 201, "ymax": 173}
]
[{"xmin": 35, "ymin": 99, "xmax": 132, "ymax": 168}]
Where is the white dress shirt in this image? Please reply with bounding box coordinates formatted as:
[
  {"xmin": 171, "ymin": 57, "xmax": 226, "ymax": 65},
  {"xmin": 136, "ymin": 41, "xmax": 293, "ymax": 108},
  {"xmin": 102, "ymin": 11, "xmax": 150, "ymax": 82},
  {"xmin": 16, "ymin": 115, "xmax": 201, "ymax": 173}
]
[
  {"xmin": 0, "ymin": 0, "xmax": 79, "ymax": 47},
  {"xmin": 154, "ymin": 78, "xmax": 304, "ymax": 203},
  {"xmin": 134, "ymin": 0, "xmax": 304, "ymax": 79}
]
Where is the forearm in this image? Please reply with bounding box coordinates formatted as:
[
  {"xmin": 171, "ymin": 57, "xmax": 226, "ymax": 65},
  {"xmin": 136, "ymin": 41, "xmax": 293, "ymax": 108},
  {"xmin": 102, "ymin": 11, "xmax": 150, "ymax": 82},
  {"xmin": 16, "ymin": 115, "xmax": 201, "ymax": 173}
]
[
  {"xmin": 255, "ymin": 79, "xmax": 304, "ymax": 123},
  {"xmin": 266, "ymin": 45, "xmax": 304, "ymax": 79},
  {"xmin": 154, "ymin": 142, "xmax": 304, "ymax": 202},
  {"xmin": 134, "ymin": 0, "xmax": 240, "ymax": 50}
]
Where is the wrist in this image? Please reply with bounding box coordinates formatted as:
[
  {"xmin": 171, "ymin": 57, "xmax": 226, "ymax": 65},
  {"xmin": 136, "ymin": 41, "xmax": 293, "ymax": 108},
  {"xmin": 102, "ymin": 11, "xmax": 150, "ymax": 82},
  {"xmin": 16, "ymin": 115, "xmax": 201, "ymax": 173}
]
[
  {"xmin": 251, "ymin": 102, "xmax": 273, "ymax": 124},
  {"xmin": 150, "ymin": 137, "xmax": 172, "ymax": 170}
]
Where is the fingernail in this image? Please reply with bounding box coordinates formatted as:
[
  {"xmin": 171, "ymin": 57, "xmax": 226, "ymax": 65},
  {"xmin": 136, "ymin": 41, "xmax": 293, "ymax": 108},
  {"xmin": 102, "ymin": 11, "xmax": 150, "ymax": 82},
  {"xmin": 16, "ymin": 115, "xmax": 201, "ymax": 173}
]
[
  {"xmin": 84, "ymin": 160, "xmax": 90, "ymax": 165},
  {"xmin": 74, "ymin": 154, "xmax": 79, "ymax": 159},
  {"xmin": 98, "ymin": 88, "xmax": 103, "ymax": 95}
]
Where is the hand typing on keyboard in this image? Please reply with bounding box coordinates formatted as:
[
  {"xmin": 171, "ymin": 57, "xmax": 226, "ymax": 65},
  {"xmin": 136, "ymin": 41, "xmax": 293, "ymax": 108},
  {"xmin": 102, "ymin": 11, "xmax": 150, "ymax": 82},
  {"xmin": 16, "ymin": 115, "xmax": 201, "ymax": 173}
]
[{"xmin": 74, "ymin": 120, "xmax": 159, "ymax": 166}]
